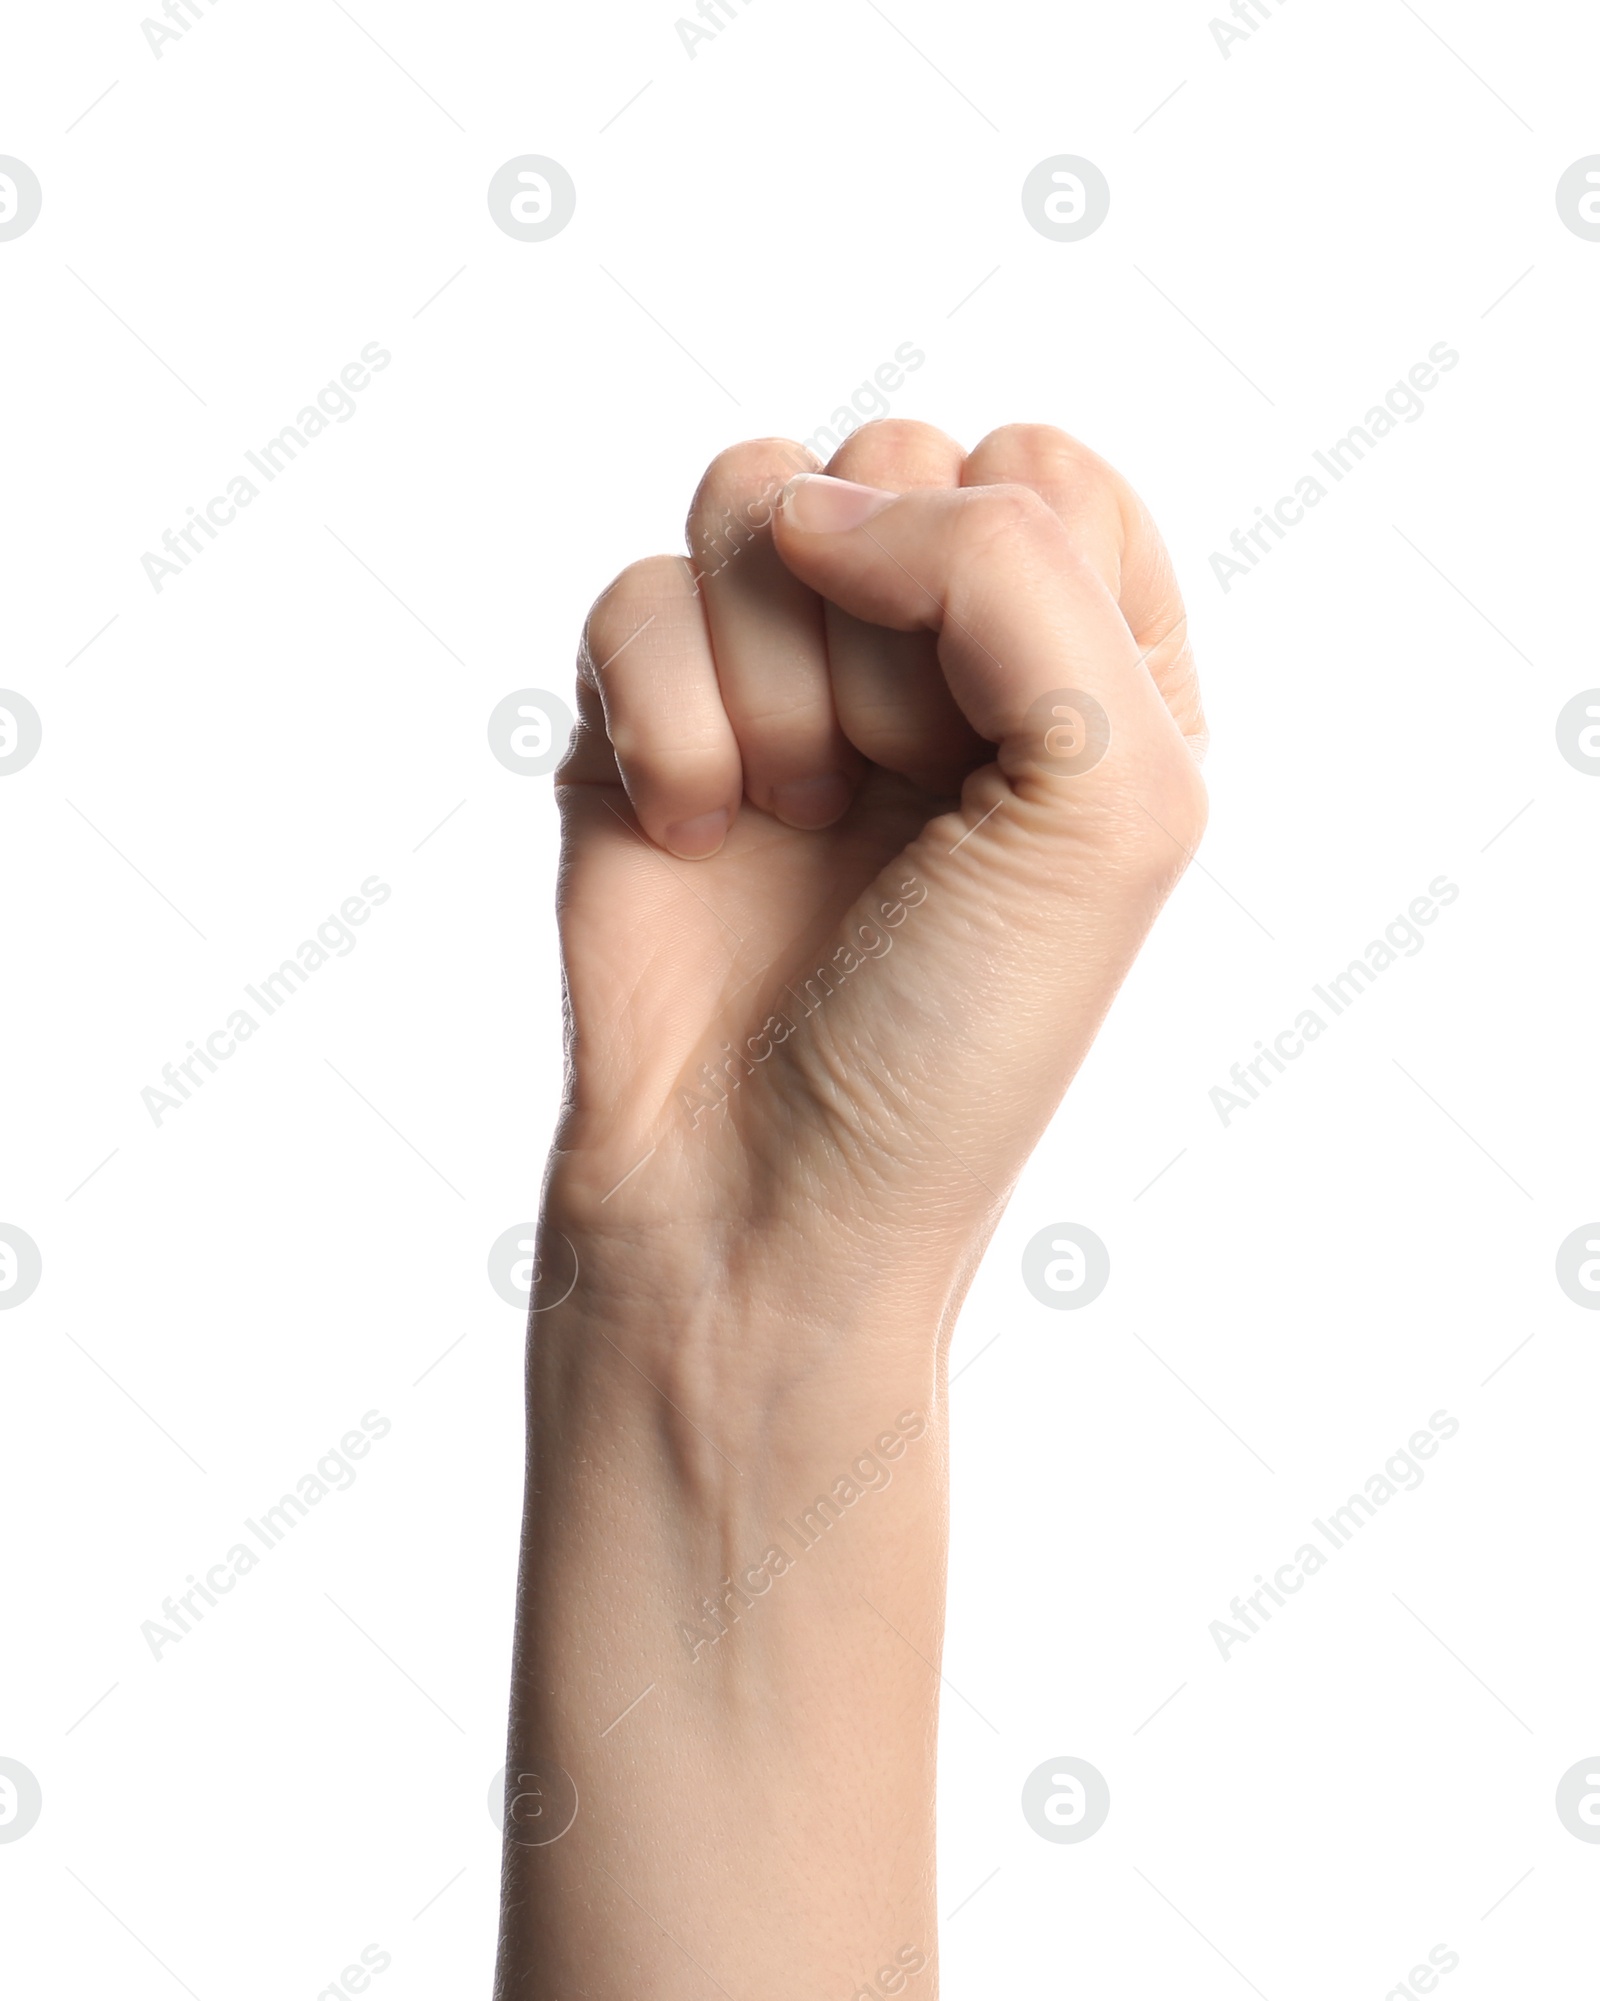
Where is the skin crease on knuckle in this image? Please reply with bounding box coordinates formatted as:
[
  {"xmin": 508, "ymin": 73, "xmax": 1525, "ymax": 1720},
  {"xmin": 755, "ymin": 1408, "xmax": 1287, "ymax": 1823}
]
[{"xmin": 949, "ymin": 480, "xmax": 1062, "ymax": 561}]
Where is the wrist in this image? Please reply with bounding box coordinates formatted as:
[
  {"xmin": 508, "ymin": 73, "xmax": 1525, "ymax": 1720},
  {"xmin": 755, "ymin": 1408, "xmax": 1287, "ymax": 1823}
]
[{"xmin": 530, "ymin": 1226, "xmax": 950, "ymax": 1489}]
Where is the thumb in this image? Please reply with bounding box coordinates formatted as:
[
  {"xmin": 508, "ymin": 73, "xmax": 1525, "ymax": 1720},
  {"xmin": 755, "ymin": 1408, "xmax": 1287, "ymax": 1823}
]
[
  {"xmin": 763, "ymin": 471, "xmax": 1208, "ymax": 1179},
  {"xmin": 771, "ymin": 471, "xmax": 1197, "ymax": 828}
]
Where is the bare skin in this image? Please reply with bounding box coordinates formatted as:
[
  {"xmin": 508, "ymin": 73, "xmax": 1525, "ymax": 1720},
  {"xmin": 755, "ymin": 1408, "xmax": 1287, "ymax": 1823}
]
[{"xmin": 493, "ymin": 420, "xmax": 1207, "ymax": 1999}]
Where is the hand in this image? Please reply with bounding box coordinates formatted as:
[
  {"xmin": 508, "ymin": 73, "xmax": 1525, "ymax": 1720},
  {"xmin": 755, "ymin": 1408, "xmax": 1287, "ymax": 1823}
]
[
  {"xmin": 497, "ymin": 420, "xmax": 1206, "ymax": 2001},
  {"xmin": 550, "ymin": 419, "xmax": 1206, "ymax": 1336}
]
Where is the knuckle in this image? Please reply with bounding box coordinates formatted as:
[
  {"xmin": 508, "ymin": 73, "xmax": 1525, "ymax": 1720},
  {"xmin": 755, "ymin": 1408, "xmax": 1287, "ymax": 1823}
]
[
  {"xmin": 953, "ymin": 482, "xmax": 1060, "ymax": 559},
  {"xmin": 976, "ymin": 423, "xmax": 1103, "ymax": 487},
  {"xmin": 978, "ymin": 420, "xmax": 1078, "ymax": 463},
  {"xmin": 973, "ymin": 424, "xmax": 1129, "ymax": 534},
  {"xmin": 614, "ymin": 552, "xmax": 689, "ymax": 602},
  {"xmin": 690, "ymin": 437, "xmax": 813, "ymax": 535},
  {"xmin": 583, "ymin": 555, "xmax": 686, "ymax": 674},
  {"xmin": 829, "ymin": 417, "xmax": 962, "ymax": 472},
  {"xmin": 972, "ymin": 429, "xmax": 1141, "ymax": 601}
]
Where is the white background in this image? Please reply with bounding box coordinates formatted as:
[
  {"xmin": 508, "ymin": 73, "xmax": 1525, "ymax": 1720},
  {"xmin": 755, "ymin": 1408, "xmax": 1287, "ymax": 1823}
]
[{"xmin": 2, "ymin": 1, "xmax": 1598, "ymax": 1995}]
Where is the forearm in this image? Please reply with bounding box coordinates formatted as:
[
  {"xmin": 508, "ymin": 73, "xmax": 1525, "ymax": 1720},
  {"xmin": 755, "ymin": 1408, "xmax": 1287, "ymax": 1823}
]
[{"xmin": 493, "ymin": 1233, "xmax": 952, "ymax": 2000}]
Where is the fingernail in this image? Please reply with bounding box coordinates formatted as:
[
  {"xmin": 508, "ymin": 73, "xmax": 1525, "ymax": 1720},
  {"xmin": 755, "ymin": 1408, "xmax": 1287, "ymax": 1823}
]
[
  {"xmin": 662, "ymin": 807, "xmax": 729, "ymax": 858},
  {"xmin": 779, "ymin": 474, "xmax": 899, "ymax": 534},
  {"xmin": 771, "ymin": 774, "xmax": 852, "ymax": 829}
]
